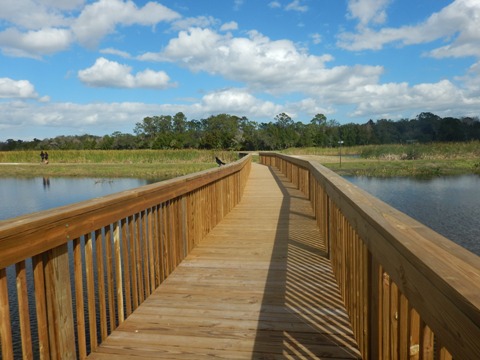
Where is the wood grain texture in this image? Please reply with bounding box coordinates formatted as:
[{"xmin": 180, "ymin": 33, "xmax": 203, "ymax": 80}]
[
  {"xmin": 88, "ymin": 163, "xmax": 361, "ymax": 359},
  {"xmin": 260, "ymin": 152, "xmax": 480, "ymax": 360}
]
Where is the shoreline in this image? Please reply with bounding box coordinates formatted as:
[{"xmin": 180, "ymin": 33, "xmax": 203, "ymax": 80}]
[{"xmin": 0, "ymin": 158, "xmax": 478, "ymax": 179}]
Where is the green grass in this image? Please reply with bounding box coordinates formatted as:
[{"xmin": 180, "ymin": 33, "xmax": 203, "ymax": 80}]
[
  {"xmin": 326, "ymin": 159, "xmax": 480, "ymax": 178},
  {"xmin": 0, "ymin": 149, "xmax": 238, "ymax": 164},
  {"xmin": 0, "ymin": 163, "xmax": 217, "ymax": 181},
  {"xmin": 282, "ymin": 142, "xmax": 480, "ymax": 177},
  {"xmin": 1, "ymin": 144, "xmax": 479, "ymax": 179},
  {"xmin": 0, "ymin": 150, "xmax": 238, "ymax": 180}
]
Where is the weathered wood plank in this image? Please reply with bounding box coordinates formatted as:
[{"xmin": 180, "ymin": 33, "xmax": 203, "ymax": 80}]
[{"xmin": 88, "ymin": 163, "xmax": 361, "ymax": 359}]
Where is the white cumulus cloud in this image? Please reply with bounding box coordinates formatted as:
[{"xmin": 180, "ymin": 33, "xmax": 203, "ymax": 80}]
[
  {"xmin": 72, "ymin": 0, "xmax": 181, "ymax": 48},
  {"xmin": 339, "ymin": 0, "xmax": 480, "ymax": 57},
  {"xmin": 0, "ymin": 27, "xmax": 72, "ymax": 58},
  {"xmin": 151, "ymin": 27, "xmax": 381, "ymax": 96},
  {"xmin": 0, "ymin": 78, "xmax": 39, "ymax": 99},
  {"xmin": 78, "ymin": 57, "xmax": 175, "ymax": 89},
  {"xmin": 347, "ymin": 0, "xmax": 391, "ymax": 27}
]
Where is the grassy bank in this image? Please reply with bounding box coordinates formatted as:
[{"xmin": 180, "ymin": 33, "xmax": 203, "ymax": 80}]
[
  {"xmin": 0, "ymin": 149, "xmax": 237, "ymax": 164},
  {"xmin": 1, "ymin": 143, "xmax": 479, "ymax": 179},
  {"xmin": 282, "ymin": 141, "xmax": 480, "ymax": 177},
  {"xmin": 0, "ymin": 162, "xmax": 218, "ymax": 181},
  {"xmin": 0, "ymin": 150, "xmax": 237, "ymax": 180},
  {"xmin": 326, "ymin": 158, "xmax": 480, "ymax": 177}
]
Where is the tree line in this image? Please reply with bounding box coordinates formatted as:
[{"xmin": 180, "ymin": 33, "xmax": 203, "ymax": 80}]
[{"xmin": 2, "ymin": 112, "xmax": 480, "ymax": 151}]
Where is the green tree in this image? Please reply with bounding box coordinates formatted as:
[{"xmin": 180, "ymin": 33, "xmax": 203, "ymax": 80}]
[
  {"xmin": 201, "ymin": 114, "xmax": 240, "ymax": 149},
  {"xmin": 438, "ymin": 117, "xmax": 465, "ymax": 142},
  {"xmin": 134, "ymin": 116, "xmax": 172, "ymax": 148},
  {"xmin": 414, "ymin": 112, "xmax": 441, "ymax": 142},
  {"xmin": 339, "ymin": 123, "xmax": 359, "ymax": 146},
  {"xmin": 310, "ymin": 113, "xmax": 327, "ymax": 146},
  {"xmin": 274, "ymin": 113, "xmax": 298, "ymax": 149}
]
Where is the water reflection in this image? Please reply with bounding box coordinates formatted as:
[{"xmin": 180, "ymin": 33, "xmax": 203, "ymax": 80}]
[
  {"xmin": 42, "ymin": 176, "xmax": 50, "ymax": 189},
  {"xmin": 0, "ymin": 177, "xmax": 151, "ymax": 221},
  {"xmin": 344, "ymin": 175, "xmax": 480, "ymax": 256}
]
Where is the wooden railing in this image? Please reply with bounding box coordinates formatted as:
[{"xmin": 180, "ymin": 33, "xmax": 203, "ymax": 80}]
[
  {"xmin": 0, "ymin": 155, "xmax": 251, "ymax": 359},
  {"xmin": 260, "ymin": 152, "xmax": 480, "ymax": 360}
]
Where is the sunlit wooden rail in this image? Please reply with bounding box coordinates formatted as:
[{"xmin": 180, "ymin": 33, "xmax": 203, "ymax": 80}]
[
  {"xmin": 0, "ymin": 156, "xmax": 250, "ymax": 359},
  {"xmin": 260, "ymin": 152, "xmax": 480, "ymax": 360},
  {"xmin": 1, "ymin": 152, "xmax": 480, "ymax": 359},
  {"xmin": 86, "ymin": 161, "xmax": 361, "ymax": 359}
]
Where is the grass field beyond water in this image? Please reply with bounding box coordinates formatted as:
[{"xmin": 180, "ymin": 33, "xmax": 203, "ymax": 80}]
[
  {"xmin": 0, "ymin": 143, "xmax": 479, "ymax": 179},
  {"xmin": 0, "ymin": 150, "xmax": 237, "ymax": 180}
]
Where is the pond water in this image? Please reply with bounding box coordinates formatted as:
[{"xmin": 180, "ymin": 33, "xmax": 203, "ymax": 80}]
[
  {"xmin": 0, "ymin": 177, "xmax": 152, "ymax": 221},
  {"xmin": 0, "ymin": 176, "xmax": 155, "ymax": 358},
  {"xmin": 343, "ymin": 174, "xmax": 480, "ymax": 256},
  {"xmin": 2, "ymin": 175, "xmax": 478, "ymax": 255},
  {"xmin": 1, "ymin": 174, "xmax": 479, "ymax": 357}
]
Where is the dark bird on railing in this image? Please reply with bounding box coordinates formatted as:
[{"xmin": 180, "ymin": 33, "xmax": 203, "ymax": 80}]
[{"xmin": 215, "ymin": 157, "xmax": 226, "ymax": 166}]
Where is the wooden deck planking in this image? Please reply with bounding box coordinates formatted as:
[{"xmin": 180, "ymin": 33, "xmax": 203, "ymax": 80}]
[{"xmin": 88, "ymin": 163, "xmax": 361, "ymax": 359}]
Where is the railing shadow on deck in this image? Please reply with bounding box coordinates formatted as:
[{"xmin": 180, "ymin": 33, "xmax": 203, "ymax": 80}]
[
  {"xmin": 260, "ymin": 152, "xmax": 480, "ymax": 360},
  {"xmin": 251, "ymin": 166, "xmax": 361, "ymax": 358},
  {"xmin": 0, "ymin": 155, "xmax": 251, "ymax": 360}
]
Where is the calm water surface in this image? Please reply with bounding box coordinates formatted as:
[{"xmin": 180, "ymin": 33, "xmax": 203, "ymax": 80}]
[
  {"xmin": 343, "ymin": 175, "xmax": 480, "ymax": 256},
  {"xmin": 1, "ymin": 176, "xmax": 154, "ymax": 358},
  {"xmin": 1, "ymin": 175, "xmax": 479, "ymax": 357},
  {"xmin": 0, "ymin": 177, "xmax": 152, "ymax": 221}
]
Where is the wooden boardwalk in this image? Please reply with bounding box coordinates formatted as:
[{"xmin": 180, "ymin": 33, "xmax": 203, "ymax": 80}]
[{"xmin": 88, "ymin": 163, "xmax": 361, "ymax": 359}]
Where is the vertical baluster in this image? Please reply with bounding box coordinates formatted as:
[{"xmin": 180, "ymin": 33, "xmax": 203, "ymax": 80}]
[
  {"xmin": 95, "ymin": 229, "xmax": 107, "ymax": 341},
  {"xmin": 16, "ymin": 261, "xmax": 33, "ymax": 358},
  {"xmin": 104, "ymin": 225, "xmax": 116, "ymax": 333},
  {"xmin": 177, "ymin": 198, "xmax": 184, "ymax": 264},
  {"xmin": 121, "ymin": 218, "xmax": 132, "ymax": 317},
  {"xmin": 161, "ymin": 203, "xmax": 170, "ymax": 279},
  {"xmin": 175, "ymin": 198, "xmax": 182, "ymax": 264},
  {"xmin": 151, "ymin": 207, "xmax": 158, "ymax": 290},
  {"xmin": 45, "ymin": 244, "xmax": 76, "ymax": 358},
  {"xmin": 167, "ymin": 200, "xmax": 176, "ymax": 271},
  {"xmin": 153, "ymin": 205, "xmax": 162, "ymax": 287},
  {"xmin": 0, "ymin": 267, "xmax": 14, "ymax": 360},
  {"xmin": 147, "ymin": 207, "xmax": 155, "ymax": 293},
  {"xmin": 382, "ymin": 272, "xmax": 391, "ymax": 358},
  {"xmin": 84, "ymin": 232, "xmax": 97, "ymax": 352},
  {"xmin": 135, "ymin": 213, "xmax": 144, "ymax": 303},
  {"xmin": 361, "ymin": 242, "xmax": 369, "ymax": 358},
  {"xmin": 435, "ymin": 345, "xmax": 453, "ymax": 360},
  {"xmin": 128, "ymin": 215, "xmax": 138, "ymax": 310},
  {"xmin": 114, "ymin": 221, "xmax": 125, "ymax": 323},
  {"xmin": 141, "ymin": 210, "xmax": 151, "ymax": 297},
  {"xmin": 390, "ymin": 281, "xmax": 399, "ymax": 359},
  {"xmin": 15, "ymin": 261, "xmax": 33, "ymax": 359},
  {"xmin": 421, "ymin": 323, "xmax": 434, "ymax": 359},
  {"xmin": 32, "ymin": 254, "xmax": 50, "ymax": 359},
  {"xmin": 72, "ymin": 238, "xmax": 87, "ymax": 359},
  {"xmin": 368, "ymin": 258, "xmax": 381, "ymax": 360},
  {"xmin": 409, "ymin": 307, "xmax": 420, "ymax": 360},
  {"xmin": 398, "ymin": 293, "xmax": 409, "ymax": 360},
  {"xmin": 186, "ymin": 192, "xmax": 195, "ymax": 253}
]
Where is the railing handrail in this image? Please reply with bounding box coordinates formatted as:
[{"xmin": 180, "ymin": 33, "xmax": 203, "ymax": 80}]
[
  {"xmin": 0, "ymin": 155, "xmax": 251, "ymax": 359},
  {"xmin": 0, "ymin": 157, "xmax": 249, "ymax": 270},
  {"xmin": 260, "ymin": 152, "xmax": 480, "ymax": 360}
]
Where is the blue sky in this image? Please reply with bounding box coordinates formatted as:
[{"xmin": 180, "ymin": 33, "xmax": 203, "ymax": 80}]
[{"xmin": 1, "ymin": 0, "xmax": 479, "ymax": 141}]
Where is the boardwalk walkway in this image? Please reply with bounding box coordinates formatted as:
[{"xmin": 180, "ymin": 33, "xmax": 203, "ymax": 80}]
[{"xmin": 88, "ymin": 163, "xmax": 361, "ymax": 359}]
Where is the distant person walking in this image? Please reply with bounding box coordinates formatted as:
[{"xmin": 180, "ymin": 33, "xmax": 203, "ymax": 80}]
[{"xmin": 40, "ymin": 151, "xmax": 45, "ymax": 163}]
